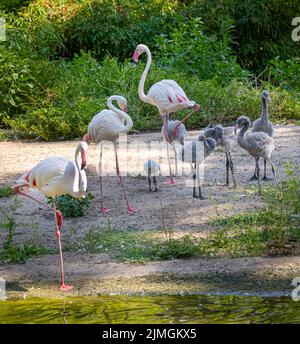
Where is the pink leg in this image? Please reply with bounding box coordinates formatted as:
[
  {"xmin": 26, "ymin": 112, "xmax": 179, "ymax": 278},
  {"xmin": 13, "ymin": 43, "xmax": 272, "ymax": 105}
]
[
  {"xmin": 173, "ymin": 110, "xmax": 194, "ymax": 138},
  {"xmin": 13, "ymin": 185, "xmax": 71, "ymax": 290},
  {"xmin": 114, "ymin": 145, "xmax": 136, "ymax": 214},
  {"xmin": 13, "ymin": 185, "xmax": 62, "ymax": 227},
  {"xmin": 162, "ymin": 113, "xmax": 175, "ymax": 185},
  {"xmin": 99, "ymin": 144, "xmax": 110, "ymax": 213},
  {"xmin": 52, "ymin": 198, "xmax": 73, "ymax": 292}
]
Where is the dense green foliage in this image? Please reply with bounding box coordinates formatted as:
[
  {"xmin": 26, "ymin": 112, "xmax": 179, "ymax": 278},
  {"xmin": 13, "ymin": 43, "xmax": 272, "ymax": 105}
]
[
  {"xmin": 47, "ymin": 193, "xmax": 94, "ymax": 217},
  {"xmin": 189, "ymin": 0, "xmax": 300, "ymax": 71},
  {"xmin": 0, "ymin": 0, "xmax": 299, "ymax": 140}
]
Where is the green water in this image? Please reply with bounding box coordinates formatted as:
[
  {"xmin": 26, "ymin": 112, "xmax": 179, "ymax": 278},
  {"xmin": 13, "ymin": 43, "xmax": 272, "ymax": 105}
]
[{"xmin": 0, "ymin": 295, "xmax": 299, "ymax": 324}]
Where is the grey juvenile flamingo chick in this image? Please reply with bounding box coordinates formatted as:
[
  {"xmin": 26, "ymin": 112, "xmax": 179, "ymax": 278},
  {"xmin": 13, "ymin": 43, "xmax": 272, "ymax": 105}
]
[
  {"xmin": 251, "ymin": 90, "xmax": 274, "ymax": 181},
  {"xmin": 161, "ymin": 120, "xmax": 186, "ymax": 176},
  {"xmin": 235, "ymin": 115, "xmax": 277, "ymax": 194},
  {"xmin": 204, "ymin": 125, "xmax": 237, "ymax": 188},
  {"xmin": 143, "ymin": 160, "xmax": 160, "ymax": 192},
  {"xmin": 178, "ymin": 136, "xmax": 216, "ymax": 199}
]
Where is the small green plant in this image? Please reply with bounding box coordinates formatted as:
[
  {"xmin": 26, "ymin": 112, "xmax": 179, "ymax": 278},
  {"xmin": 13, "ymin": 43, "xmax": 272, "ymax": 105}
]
[
  {"xmin": 0, "ymin": 243, "xmax": 49, "ymax": 264},
  {"xmin": 48, "ymin": 193, "xmax": 94, "ymax": 218},
  {"xmin": 69, "ymin": 227, "xmax": 199, "ymax": 263},
  {"xmin": 0, "ymin": 197, "xmax": 49, "ymax": 263},
  {"xmin": 156, "ymin": 236, "xmax": 199, "ymax": 260},
  {"xmin": 0, "ymin": 185, "xmax": 13, "ymax": 198}
]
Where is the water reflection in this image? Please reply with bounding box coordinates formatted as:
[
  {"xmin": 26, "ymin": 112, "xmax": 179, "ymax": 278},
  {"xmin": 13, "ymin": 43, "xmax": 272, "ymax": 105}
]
[{"xmin": 1, "ymin": 295, "xmax": 299, "ymax": 324}]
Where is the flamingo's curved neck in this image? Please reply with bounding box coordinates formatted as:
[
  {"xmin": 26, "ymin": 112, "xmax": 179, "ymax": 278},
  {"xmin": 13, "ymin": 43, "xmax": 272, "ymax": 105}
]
[
  {"xmin": 261, "ymin": 98, "xmax": 269, "ymax": 121},
  {"xmin": 74, "ymin": 145, "xmax": 84, "ymax": 192},
  {"xmin": 107, "ymin": 97, "xmax": 133, "ymax": 133},
  {"xmin": 138, "ymin": 47, "xmax": 152, "ymax": 104},
  {"xmin": 237, "ymin": 122, "xmax": 250, "ymax": 149}
]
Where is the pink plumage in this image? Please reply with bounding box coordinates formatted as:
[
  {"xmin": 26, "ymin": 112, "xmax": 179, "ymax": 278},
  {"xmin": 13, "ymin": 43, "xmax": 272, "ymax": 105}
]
[
  {"xmin": 132, "ymin": 44, "xmax": 200, "ymax": 183},
  {"xmin": 12, "ymin": 141, "xmax": 88, "ymax": 291},
  {"xmin": 83, "ymin": 95, "xmax": 135, "ymax": 214}
]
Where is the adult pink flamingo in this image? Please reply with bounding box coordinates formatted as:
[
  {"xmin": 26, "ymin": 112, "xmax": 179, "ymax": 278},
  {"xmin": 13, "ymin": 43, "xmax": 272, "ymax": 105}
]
[
  {"xmin": 131, "ymin": 44, "xmax": 200, "ymax": 184},
  {"xmin": 82, "ymin": 95, "xmax": 135, "ymax": 214},
  {"xmin": 12, "ymin": 141, "xmax": 88, "ymax": 291}
]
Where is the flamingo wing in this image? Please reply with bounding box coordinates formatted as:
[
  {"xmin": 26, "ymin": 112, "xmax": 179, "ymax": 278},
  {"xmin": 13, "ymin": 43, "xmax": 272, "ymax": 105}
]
[
  {"xmin": 162, "ymin": 80, "xmax": 189, "ymax": 103},
  {"xmin": 148, "ymin": 80, "xmax": 194, "ymax": 114},
  {"xmin": 246, "ymin": 133, "xmax": 275, "ymax": 157},
  {"xmin": 88, "ymin": 110, "xmax": 123, "ymax": 143},
  {"xmin": 28, "ymin": 157, "xmax": 71, "ymax": 197}
]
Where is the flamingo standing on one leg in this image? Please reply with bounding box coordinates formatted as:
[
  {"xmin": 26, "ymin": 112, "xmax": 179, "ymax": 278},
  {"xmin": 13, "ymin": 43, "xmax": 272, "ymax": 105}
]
[
  {"xmin": 131, "ymin": 44, "xmax": 200, "ymax": 184},
  {"xmin": 82, "ymin": 95, "xmax": 135, "ymax": 214},
  {"xmin": 12, "ymin": 141, "xmax": 89, "ymax": 291}
]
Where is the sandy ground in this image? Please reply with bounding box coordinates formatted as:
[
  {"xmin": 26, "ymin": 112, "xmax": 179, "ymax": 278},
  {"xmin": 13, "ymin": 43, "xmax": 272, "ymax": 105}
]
[
  {"xmin": 0, "ymin": 125, "xmax": 300, "ymax": 297},
  {"xmin": 1, "ymin": 254, "xmax": 300, "ymax": 298}
]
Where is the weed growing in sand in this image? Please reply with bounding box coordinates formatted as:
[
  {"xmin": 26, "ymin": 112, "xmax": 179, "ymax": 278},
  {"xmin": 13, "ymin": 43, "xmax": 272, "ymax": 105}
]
[
  {"xmin": 70, "ymin": 227, "xmax": 199, "ymax": 263},
  {"xmin": 0, "ymin": 185, "xmax": 12, "ymax": 198},
  {"xmin": 47, "ymin": 193, "xmax": 94, "ymax": 218},
  {"xmin": 69, "ymin": 166, "xmax": 300, "ymax": 262},
  {"xmin": 201, "ymin": 164, "xmax": 300, "ymax": 257},
  {"xmin": 0, "ymin": 197, "xmax": 49, "ymax": 263}
]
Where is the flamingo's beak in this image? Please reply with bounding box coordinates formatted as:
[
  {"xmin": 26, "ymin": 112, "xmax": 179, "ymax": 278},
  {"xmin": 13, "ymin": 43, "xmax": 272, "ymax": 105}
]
[
  {"xmin": 193, "ymin": 103, "xmax": 201, "ymax": 112},
  {"xmin": 82, "ymin": 133, "xmax": 92, "ymax": 144},
  {"xmin": 123, "ymin": 106, "xmax": 128, "ymax": 113},
  {"xmin": 81, "ymin": 150, "xmax": 87, "ymax": 170},
  {"xmin": 131, "ymin": 49, "xmax": 139, "ymax": 66}
]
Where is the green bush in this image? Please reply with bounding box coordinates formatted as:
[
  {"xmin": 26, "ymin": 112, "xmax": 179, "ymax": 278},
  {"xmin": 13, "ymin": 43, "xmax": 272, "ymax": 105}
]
[
  {"xmin": 1, "ymin": 0, "xmax": 300, "ymax": 140},
  {"xmin": 0, "ymin": 47, "xmax": 44, "ymax": 123},
  {"xmin": 14, "ymin": 0, "xmax": 182, "ymax": 59},
  {"xmin": 4, "ymin": 53, "xmax": 300, "ymax": 139},
  {"xmin": 13, "ymin": 0, "xmax": 299, "ymax": 69},
  {"xmin": 268, "ymin": 57, "xmax": 300, "ymax": 91},
  {"xmin": 188, "ymin": 0, "xmax": 300, "ymax": 71},
  {"xmin": 156, "ymin": 17, "xmax": 249, "ymax": 82},
  {"xmin": 47, "ymin": 193, "xmax": 94, "ymax": 218},
  {"xmin": 0, "ymin": 0, "xmax": 31, "ymax": 12}
]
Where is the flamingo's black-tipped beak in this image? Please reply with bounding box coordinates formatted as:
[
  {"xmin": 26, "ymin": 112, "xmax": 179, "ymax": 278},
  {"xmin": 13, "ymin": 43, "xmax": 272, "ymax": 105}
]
[
  {"xmin": 130, "ymin": 59, "xmax": 137, "ymax": 67},
  {"xmin": 81, "ymin": 161, "xmax": 86, "ymax": 170},
  {"xmin": 82, "ymin": 133, "xmax": 92, "ymax": 144},
  {"xmin": 123, "ymin": 106, "xmax": 128, "ymax": 113},
  {"xmin": 193, "ymin": 103, "xmax": 200, "ymax": 111}
]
